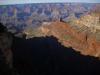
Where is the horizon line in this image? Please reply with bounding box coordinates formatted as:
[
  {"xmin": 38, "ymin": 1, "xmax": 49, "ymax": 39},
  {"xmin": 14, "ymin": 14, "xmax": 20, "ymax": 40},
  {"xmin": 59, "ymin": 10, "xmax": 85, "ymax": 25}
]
[{"xmin": 0, "ymin": 0, "xmax": 100, "ymax": 5}]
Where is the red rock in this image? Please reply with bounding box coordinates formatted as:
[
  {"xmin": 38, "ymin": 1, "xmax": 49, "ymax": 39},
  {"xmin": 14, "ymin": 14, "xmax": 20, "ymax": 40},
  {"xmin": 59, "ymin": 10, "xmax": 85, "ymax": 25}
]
[{"xmin": 39, "ymin": 21, "xmax": 100, "ymax": 57}]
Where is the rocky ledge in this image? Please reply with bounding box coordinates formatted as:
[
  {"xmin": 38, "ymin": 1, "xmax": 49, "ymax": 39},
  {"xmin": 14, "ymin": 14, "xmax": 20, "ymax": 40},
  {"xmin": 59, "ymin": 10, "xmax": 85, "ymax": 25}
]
[{"xmin": 23, "ymin": 13, "xmax": 100, "ymax": 57}]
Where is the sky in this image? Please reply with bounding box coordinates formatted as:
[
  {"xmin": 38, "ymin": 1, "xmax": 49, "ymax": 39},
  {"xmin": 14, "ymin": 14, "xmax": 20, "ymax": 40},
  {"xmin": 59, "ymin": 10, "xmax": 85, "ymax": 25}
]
[{"xmin": 0, "ymin": 0, "xmax": 100, "ymax": 5}]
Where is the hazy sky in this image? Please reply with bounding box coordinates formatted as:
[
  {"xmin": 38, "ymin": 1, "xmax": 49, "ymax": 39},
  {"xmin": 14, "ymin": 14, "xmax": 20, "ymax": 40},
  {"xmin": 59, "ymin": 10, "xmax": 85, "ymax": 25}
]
[{"xmin": 0, "ymin": 0, "xmax": 100, "ymax": 5}]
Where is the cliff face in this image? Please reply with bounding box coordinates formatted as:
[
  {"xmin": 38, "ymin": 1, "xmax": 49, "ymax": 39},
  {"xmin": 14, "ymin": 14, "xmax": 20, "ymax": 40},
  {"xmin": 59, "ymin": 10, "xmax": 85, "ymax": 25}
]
[
  {"xmin": 0, "ymin": 24, "xmax": 15, "ymax": 75},
  {"xmin": 0, "ymin": 32, "xmax": 13, "ymax": 68},
  {"xmin": 0, "ymin": 23, "xmax": 13, "ymax": 67},
  {"xmin": 40, "ymin": 21, "xmax": 100, "ymax": 57}
]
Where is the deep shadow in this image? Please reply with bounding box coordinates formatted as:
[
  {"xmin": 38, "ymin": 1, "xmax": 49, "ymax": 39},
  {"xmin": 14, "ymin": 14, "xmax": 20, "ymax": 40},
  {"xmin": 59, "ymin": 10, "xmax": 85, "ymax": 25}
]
[{"xmin": 12, "ymin": 36, "xmax": 100, "ymax": 75}]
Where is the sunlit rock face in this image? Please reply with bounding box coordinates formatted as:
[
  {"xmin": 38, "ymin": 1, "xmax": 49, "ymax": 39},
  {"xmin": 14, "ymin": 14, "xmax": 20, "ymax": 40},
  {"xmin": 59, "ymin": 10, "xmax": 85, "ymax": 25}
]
[{"xmin": 23, "ymin": 20, "xmax": 100, "ymax": 57}]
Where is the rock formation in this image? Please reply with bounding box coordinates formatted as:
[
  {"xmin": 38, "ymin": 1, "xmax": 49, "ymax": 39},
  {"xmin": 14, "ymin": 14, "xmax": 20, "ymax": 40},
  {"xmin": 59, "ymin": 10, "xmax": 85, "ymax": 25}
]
[
  {"xmin": 0, "ymin": 23, "xmax": 19, "ymax": 75},
  {"xmin": 23, "ymin": 15, "xmax": 100, "ymax": 57},
  {"xmin": 0, "ymin": 23, "xmax": 13, "ymax": 68}
]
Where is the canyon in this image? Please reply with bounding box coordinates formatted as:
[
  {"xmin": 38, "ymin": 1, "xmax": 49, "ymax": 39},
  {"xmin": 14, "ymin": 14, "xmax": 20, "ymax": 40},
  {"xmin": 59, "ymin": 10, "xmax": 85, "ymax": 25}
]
[{"xmin": 0, "ymin": 3, "xmax": 100, "ymax": 75}]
